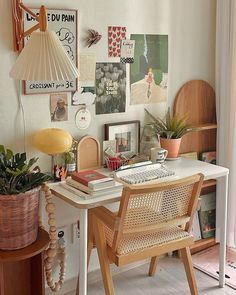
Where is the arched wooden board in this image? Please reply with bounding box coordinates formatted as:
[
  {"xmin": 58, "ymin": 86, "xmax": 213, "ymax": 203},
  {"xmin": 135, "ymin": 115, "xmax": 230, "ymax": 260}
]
[
  {"xmin": 77, "ymin": 135, "xmax": 101, "ymax": 171},
  {"xmin": 173, "ymin": 80, "xmax": 216, "ymax": 155},
  {"xmin": 174, "ymin": 80, "xmax": 216, "ymax": 125}
]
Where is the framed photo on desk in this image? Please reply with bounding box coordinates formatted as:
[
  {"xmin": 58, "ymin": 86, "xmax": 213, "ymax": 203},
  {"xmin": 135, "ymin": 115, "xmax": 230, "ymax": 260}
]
[{"xmin": 104, "ymin": 120, "xmax": 140, "ymax": 156}]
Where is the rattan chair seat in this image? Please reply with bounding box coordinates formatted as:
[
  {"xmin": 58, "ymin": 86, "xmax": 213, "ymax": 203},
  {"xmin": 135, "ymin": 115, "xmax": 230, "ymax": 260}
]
[{"xmin": 105, "ymin": 225, "xmax": 191, "ymax": 255}]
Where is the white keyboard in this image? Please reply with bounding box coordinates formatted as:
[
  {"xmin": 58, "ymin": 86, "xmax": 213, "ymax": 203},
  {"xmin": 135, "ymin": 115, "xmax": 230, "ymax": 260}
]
[{"xmin": 115, "ymin": 163, "xmax": 176, "ymax": 185}]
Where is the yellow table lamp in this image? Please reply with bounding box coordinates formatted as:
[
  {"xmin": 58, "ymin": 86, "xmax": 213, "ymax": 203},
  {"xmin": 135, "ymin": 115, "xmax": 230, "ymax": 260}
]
[{"xmin": 33, "ymin": 128, "xmax": 73, "ymax": 176}]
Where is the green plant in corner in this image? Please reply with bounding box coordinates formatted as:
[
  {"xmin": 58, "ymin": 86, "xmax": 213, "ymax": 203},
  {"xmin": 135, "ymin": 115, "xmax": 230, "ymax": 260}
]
[
  {"xmin": 144, "ymin": 108, "xmax": 189, "ymax": 139},
  {"xmin": 0, "ymin": 145, "xmax": 51, "ymax": 195}
]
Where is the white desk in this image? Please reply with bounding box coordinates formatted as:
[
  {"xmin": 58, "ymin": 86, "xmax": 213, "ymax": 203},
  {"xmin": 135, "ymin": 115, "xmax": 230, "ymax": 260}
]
[{"xmin": 49, "ymin": 158, "xmax": 229, "ymax": 295}]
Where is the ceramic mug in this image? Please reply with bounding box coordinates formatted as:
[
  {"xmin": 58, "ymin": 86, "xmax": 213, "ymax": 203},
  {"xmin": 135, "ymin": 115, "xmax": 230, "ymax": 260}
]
[{"xmin": 150, "ymin": 147, "xmax": 168, "ymax": 163}]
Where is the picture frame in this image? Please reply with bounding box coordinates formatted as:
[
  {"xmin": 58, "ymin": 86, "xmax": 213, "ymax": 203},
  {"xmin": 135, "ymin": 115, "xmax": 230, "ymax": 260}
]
[
  {"xmin": 104, "ymin": 120, "xmax": 140, "ymax": 156},
  {"xmin": 23, "ymin": 8, "xmax": 78, "ymax": 94}
]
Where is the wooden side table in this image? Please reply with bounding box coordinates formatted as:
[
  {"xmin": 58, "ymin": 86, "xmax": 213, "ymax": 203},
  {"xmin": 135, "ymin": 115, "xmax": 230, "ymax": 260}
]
[{"xmin": 0, "ymin": 228, "xmax": 49, "ymax": 295}]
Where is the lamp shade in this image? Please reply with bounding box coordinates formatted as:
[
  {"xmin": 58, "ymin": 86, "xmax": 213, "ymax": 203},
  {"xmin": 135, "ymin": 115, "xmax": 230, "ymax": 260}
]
[
  {"xmin": 10, "ymin": 31, "xmax": 79, "ymax": 81},
  {"xmin": 33, "ymin": 128, "xmax": 73, "ymax": 155}
]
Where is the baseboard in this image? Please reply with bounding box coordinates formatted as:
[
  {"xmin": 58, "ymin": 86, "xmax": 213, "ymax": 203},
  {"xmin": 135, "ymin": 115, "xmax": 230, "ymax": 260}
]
[{"xmin": 46, "ymin": 259, "xmax": 149, "ymax": 295}]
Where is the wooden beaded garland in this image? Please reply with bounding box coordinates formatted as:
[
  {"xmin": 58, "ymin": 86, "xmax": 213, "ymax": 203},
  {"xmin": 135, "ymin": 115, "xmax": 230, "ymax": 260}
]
[{"xmin": 40, "ymin": 184, "xmax": 66, "ymax": 292}]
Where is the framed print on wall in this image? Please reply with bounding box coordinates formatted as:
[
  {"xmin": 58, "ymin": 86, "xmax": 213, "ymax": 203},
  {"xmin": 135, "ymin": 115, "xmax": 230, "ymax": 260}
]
[
  {"xmin": 104, "ymin": 120, "xmax": 140, "ymax": 156},
  {"xmin": 23, "ymin": 8, "xmax": 78, "ymax": 94}
]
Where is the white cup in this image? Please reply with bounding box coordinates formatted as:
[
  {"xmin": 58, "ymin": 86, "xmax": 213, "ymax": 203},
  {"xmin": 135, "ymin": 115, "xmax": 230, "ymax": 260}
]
[{"xmin": 150, "ymin": 147, "xmax": 168, "ymax": 163}]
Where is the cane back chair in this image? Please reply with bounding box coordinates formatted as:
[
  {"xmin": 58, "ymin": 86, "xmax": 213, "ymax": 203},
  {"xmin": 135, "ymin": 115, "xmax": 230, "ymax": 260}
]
[{"xmin": 91, "ymin": 173, "xmax": 204, "ymax": 295}]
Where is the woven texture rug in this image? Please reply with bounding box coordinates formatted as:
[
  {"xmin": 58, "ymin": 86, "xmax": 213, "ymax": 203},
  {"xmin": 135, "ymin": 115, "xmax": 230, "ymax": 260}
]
[{"xmin": 192, "ymin": 244, "xmax": 236, "ymax": 289}]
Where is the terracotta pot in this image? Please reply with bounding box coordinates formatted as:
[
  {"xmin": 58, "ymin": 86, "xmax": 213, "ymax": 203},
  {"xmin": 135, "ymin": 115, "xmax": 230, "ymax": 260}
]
[
  {"xmin": 160, "ymin": 138, "xmax": 182, "ymax": 158},
  {"xmin": 0, "ymin": 187, "xmax": 40, "ymax": 250}
]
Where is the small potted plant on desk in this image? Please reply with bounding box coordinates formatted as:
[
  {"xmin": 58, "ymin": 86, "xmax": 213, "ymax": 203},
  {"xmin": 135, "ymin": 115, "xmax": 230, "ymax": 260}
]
[
  {"xmin": 145, "ymin": 108, "xmax": 189, "ymax": 159},
  {"xmin": 0, "ymin": 145, "xmax": 51, "ymax": 250}
]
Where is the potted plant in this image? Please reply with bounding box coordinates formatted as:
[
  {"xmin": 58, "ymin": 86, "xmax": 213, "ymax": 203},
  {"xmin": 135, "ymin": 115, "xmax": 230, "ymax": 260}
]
[
  {"xmin": 144, "ymin": 108, "xmax": 189, "ymax": 158},
  {"xmin": 62, "ymin": 138, "xmax": 77, "ymax": 176},
  {"xmin": 0, "ymin": 145, "xmax": 51, "ymax": 250}
]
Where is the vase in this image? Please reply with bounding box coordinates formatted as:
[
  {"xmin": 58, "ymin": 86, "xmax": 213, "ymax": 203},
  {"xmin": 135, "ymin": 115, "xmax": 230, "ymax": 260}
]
[
  {"xmin": 0, "ymin": 187, "xmax": 40, "ymax": 250},
  {"xmin": 160, "ymin": 138, "xmax": 182, "ymax": 158},
  {"xmin": 140, "ymin": 125, "xmax": 160, "ymax": 159}
]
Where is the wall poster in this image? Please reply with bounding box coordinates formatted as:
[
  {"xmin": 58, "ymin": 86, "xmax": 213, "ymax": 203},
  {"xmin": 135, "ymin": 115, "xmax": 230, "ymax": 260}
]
[
  {"xmin": 130, "ymin": 34, "xmax": 168, "ymax": 104},
  {"xmin": 23, "ymin": 8, "xmax": 78, "ymax": 94},
  {"xmin": 95, "ymin": 62, "xmax": 126, "ymax": 115}
]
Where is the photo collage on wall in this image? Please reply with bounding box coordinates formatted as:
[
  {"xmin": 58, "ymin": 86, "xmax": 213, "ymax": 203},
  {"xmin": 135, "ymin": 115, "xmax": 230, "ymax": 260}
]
[{"xmin": 22, "ymin": 10, "xmax": 169, "ymax": 121}]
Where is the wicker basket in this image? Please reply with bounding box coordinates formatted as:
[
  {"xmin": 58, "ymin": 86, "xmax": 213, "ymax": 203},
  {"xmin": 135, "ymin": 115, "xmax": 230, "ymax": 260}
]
[{"xmin": 0, "ymin": 187, "xmax": 40, "ymax": 250}]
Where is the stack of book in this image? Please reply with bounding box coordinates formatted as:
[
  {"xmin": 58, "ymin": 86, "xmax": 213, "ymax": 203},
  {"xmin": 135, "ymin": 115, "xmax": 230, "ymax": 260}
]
[
  {"xmin": 191, "ymin": 192, "xmax": 216, "ymax": 240},
  {"xmin": 60, "ymin": 170, "xmax": 123, "ymax": 198}
]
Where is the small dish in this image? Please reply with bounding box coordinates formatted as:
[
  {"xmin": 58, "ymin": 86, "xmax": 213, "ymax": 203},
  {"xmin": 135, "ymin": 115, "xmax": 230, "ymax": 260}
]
[{"xmin": 165, "ymin": 157, "xmax": 181, "ymax": 161}]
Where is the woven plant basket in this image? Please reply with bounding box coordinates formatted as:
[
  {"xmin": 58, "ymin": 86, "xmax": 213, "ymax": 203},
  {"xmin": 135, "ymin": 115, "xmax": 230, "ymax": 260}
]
[{"xmin": 0, "ymin": 187, "xmax": 40, "ymax": 250}]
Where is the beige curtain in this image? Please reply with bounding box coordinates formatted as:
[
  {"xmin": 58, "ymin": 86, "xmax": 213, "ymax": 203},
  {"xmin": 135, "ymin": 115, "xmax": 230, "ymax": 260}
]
[{"xmin": 216, "ymin": 0, "xmax": 236, "ymax": 247}]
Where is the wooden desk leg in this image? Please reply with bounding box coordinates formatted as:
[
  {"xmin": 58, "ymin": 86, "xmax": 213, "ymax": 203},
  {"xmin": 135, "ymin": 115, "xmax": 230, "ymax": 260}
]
[
  {"xmin": 218, "ymin": 174, "xmax": 228, "ymax": 287},
  {"xmin": 76, "ymin": 209, "xmax": 88, "ymax": 295}
]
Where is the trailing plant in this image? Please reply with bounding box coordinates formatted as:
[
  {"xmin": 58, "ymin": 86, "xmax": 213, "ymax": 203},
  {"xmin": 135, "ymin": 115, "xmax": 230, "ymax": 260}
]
[
  {"xmin": 0, "ymin": 145, "xmax": 51, "ymax": 195},
  {"xmin": 144, "ymin": 108, "xmax": 189, "ymax": 139}
]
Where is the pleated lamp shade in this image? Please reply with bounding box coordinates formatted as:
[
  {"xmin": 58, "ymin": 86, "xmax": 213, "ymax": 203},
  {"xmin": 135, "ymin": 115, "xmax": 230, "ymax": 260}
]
[{"xmin": 10, "ymin": 31, "xmax": 79, "ymax": 81}]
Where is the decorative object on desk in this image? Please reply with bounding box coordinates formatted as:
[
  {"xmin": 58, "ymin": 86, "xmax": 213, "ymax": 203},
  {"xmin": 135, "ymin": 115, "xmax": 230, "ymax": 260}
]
[
  {"xmin": 150, "ymin": 147, "xmax": 168, "ymax": 163},
  {"xmin": 180, "ymin": 152, "xmax": 198, "ymax": 160},
  {"xmin": 105, "ymin": 120, "xmax": 140, "ymax": 157},
  {"xmin": 130, "ymin": 34, "xmax": 168, "ymax": 104},
  {"xmin": 95, "ymin": 62, "xmax": 126, "ymax": 114},
  {"xmin": 77, "ymin": 135, "xmax": 101, "ymax": 171},
  {"xmin": 108, "ymin": 26, "xmax": 126, "ymax": 57},
  {"xmin": 140, "ymin": 124, "xmax": 160, "ymax": 159},
  {"xmin": 0, "ymin": 145, "xmax": 51, "ymax": 250},
  {"xmin": 201, "ymin": 151, "xmax": 216, "ymax": 164},
  {"xmin": 75, "ymin": 106, "xmax": 92, "ymax": 130},
  {"xmin": 33, "ymin": 128, "xmax": 73, "ymax": 177},
  {"xmin": 120, "ymin": 39, "xmax": 135, "ymax": 63},
  {"xmin": 10, "ymin": 2, "xmax": 79, "ymax": 94},
  {"xmin": 198, "ymin": 192, "xmax": 216, "ymax": 239},
  {"xmin": 85, "ymin": 29, "xmax": 102, "ymax": 47},
  {"xmin": 145, "ymin": 108, "xmax": 189, "ymax": 158},
  {"xmin": 50, "ymin": 93, "xmax": 68, "ymax": 121},
  {"xmin": 54, "ymin": 164, "xmax": 67, "ymax": 181},
  {"xmin": 62, "ymin": 139, "xmax": 77, "ymax": 175}
]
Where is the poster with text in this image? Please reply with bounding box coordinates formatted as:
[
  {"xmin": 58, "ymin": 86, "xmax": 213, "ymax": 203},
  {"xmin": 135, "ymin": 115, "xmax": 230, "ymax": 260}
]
[
  {"xmin": 24, "ymin": 9, "xmax": 78, "ymax": 94},
  {"xmin": 95, "ymin": 63, "xmax": 126, "ymax": 115},
  {"xmin": 130, "ymin": 34, "xmax": 168, "ymax": 104}
]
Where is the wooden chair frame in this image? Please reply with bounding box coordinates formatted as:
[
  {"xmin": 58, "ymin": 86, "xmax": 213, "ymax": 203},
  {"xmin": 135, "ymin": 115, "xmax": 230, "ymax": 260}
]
[{"xmin": 91, "ymin": 174, "xmax": 204, "ymax": 295}]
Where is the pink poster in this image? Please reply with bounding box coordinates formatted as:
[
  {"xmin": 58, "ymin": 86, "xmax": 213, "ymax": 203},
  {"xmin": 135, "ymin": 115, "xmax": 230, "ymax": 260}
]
[{"xmin": 108, "ymin": 26, "xmax": 126, "ymax": 57}]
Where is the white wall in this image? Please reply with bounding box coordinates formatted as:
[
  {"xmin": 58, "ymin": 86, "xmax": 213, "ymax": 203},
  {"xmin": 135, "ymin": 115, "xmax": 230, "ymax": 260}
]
[{"xmin": 0, "ymin": 0, "xmax": 216, "ymax": 286}]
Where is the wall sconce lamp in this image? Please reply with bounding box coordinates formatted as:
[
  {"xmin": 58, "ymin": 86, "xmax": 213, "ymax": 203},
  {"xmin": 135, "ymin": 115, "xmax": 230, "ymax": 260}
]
[{"xmin": 10, "ymin": 0, "xmax": 79, "ymax": 81}]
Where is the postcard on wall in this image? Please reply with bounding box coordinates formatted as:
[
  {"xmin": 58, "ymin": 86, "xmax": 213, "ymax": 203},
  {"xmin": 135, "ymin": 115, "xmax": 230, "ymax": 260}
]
[
  {"xmin": 50, "ymin": 93, "xmax": 68, "ymax": 121},
  {"xmin": 120, "ymin": 40, "xmax": 135, "ymax": 63},
  {"xmin": 108, "ymin": 26, "xmax": 126, "ymax": 57},
  {"xmin": 79, "ymin": 53, "xmax": 96, "ymax": 87},
  {"xmin": 24, "ymin": 9, "xmax": 78, "ymax": 94},
  {"xmin": 130, "ymin": 34, "xmax": 168, "ymax": 104},
  {"xmin": 72, "ymin": 87, "xmax": 96, "ymax": 106},
  {"xmin": 95, "ymin": 63, "xmax": 126, "ymax": 115}
]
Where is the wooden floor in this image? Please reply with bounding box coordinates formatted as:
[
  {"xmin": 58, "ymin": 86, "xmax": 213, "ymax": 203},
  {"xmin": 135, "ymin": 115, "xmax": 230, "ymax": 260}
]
[{"xmin": 65, "ymin": 256, "xmax": 236, "ymax": 295}]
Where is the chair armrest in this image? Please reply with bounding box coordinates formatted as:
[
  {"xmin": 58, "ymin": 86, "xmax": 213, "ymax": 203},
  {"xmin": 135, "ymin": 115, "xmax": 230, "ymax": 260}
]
[{"xmin": 91, "ymin": 207, "xmax": 120, "ymax": 231}]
